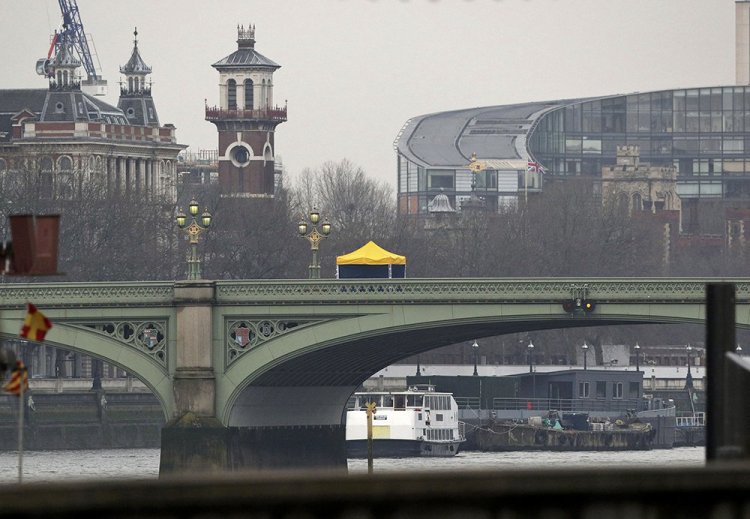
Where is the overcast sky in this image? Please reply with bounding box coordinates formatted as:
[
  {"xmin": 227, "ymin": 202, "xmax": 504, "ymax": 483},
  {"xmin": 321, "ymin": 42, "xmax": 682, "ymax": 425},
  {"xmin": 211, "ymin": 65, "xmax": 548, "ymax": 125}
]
[{"xmin": 1, "ymin": 0, "xmax": 736, "ymax": 188}]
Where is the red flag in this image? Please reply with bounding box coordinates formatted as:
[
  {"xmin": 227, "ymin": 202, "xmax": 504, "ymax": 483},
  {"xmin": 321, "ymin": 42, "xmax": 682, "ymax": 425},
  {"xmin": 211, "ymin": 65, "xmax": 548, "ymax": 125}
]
[
  {"xmin": 19, "ymin": 303, "xmax": 52, "ymax": 341},
  {"xmin": 3, "ymin": 360, "xmax": 28, "ymax": 395}
]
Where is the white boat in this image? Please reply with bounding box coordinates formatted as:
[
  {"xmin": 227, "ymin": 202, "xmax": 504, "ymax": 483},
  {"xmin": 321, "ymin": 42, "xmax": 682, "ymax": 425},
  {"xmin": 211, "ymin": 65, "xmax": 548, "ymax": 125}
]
[{"xmin": 345, "ymin": 385, "xmax": 466, "ymax": 457}]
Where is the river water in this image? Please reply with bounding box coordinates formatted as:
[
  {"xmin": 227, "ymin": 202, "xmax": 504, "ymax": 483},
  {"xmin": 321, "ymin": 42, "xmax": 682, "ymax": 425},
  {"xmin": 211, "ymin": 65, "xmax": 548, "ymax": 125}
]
[{"xmin": 0, "ymin": 447, "xmax": 705, "ymax": 484}]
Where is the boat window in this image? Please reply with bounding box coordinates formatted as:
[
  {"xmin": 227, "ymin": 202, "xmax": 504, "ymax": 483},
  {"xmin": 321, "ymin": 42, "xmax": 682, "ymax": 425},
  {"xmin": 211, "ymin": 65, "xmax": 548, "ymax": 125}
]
[
  {"xmin": 394, "ymin": 395, "xmax": 406, "ymax": 410},
  {"xmin": 382, "ymin": 396, "xmax": 394, "ymax": 408},
  {"xmin": 613, "ymin": 382, "xmax": 624, "ymax": 399},
  {"xmin": 359, "ymin": 395, "xmax": 380, "ymax": 409},
  {"xmin": 417, "ymin": 413, "xmax": 423, "ymax": 421},
  {"xmin": 436, "ymin": 414, "xmax": 444, "ymax": 422},
  {"xmin": 407, "ymin": 395, "xmax": 423, "ymax": 407},
  {"xmin": 596, "ymin": 381, "xmax": 607, "ymax": 398}
]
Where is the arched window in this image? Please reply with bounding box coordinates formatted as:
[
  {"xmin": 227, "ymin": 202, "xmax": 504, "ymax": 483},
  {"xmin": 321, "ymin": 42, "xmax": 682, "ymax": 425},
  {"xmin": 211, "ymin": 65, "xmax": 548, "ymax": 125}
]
[
  {"xmin": 40, "ymin": 157, "xmax": 54, "ymax": 199},
  {"xmin": 227, "ymin": 79, "xmax": 237, "ymax": 110},
  {"xmin": 632, "ymin": 193, "xmax": 642, "ymax": 212},
  {"xmin": 128, "ymin": 77, "xmax": 134, "ymax": 92},
  {"xmin": 40, "ymin": 157, "xmax": 53, "ymax": 172},
  {"xmin": 244, "ymin": 79, "xmax": 254, "ymax": 110},
  {"xmin": 58, "ymin": 156, "xmax": 73, "ymax": 198},
  {"xmin": 58, "ymin": 156, "xmax": 72, "ymax": 171}
]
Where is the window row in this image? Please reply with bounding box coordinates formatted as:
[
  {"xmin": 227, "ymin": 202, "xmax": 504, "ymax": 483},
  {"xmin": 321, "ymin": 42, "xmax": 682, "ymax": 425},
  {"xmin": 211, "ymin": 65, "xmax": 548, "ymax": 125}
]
[{"xmin": 577, "ymin": 381, "xmax": 639, "ymax": 399}]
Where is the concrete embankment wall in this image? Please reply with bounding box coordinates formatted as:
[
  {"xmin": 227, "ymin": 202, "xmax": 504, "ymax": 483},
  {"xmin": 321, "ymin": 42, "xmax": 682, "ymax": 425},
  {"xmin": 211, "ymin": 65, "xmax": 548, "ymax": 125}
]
[{"xmin": 0, "ymin": 392, "xmax": 164, "ymax": 450}]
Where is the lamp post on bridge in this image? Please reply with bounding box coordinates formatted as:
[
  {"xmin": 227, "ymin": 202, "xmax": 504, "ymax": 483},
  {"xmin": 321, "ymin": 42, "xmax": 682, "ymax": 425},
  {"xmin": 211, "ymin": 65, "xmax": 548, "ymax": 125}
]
[
  {"xmin": 176, "ymin": 199, "xmax": 212, "ymax": 280},
  {"xmin": 297, "ymin": 208, "xmax": 331, "ymax": 279}
]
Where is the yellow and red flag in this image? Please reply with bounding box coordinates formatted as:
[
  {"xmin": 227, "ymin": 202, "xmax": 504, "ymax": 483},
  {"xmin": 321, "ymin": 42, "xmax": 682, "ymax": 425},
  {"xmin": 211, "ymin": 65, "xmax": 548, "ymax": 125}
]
[
  {"xmin": 3, "ymin": 360, "xmax": 28, "ymax": 395},
  {"xmin": 19, "ymin": 303, "xmax": 52, "ymax": 342}
]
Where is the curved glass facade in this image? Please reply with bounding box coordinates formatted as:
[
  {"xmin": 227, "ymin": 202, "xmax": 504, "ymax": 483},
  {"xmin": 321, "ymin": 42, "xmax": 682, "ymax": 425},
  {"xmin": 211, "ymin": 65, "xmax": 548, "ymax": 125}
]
[
  {"xmin": 529, "ymin": 87, "xmax": 750, "ymax": 201},
  {"xmin": 396, "ymin": 86, "xmax": 750, "ymax": 216}
]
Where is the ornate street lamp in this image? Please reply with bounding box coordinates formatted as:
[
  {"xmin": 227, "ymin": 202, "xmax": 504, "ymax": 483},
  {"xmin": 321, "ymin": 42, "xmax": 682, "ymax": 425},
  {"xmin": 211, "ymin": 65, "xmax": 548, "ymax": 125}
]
[
  {"xmin": 176, "ymin": 199, "xmax": 212, "ymax": 280},
  {"xmin": 634, "ymin": 342, "xmax": 641, "ymax": 372},
  {"xmin": 582, "ymin": 341, "xmax": 589, "ymax": 371},
  {"xmin": 472, "ymin": 340, "xmax": 479, "ymax": 376},
  {"xmin": 297, "ymin": 208, "xmax": 331, "ymax": 279},
  {"xmin": 527, "ymin": 340, "xmax": 535, "ymax": 374}
]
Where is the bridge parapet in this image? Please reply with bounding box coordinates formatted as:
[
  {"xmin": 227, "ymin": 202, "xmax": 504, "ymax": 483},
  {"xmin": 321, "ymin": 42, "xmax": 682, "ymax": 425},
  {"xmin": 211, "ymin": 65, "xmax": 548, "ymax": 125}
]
[
  {"xmin": 0, "ymin": 281, "xmax": 174, "ymax": 308},
  {"xmin": 215, "ymin": 278, "xmax": 750, "ymax": 304},
  {"xmin": 0, "ymin": 278, "xmax": 748, "ymax": 308}
]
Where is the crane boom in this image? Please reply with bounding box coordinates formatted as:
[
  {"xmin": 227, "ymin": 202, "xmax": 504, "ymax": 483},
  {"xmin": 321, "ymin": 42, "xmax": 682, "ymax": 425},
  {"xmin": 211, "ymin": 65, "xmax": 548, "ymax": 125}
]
[{"xmin": 57, "ymin": 0, "xmax": 100, "ymax": 81}]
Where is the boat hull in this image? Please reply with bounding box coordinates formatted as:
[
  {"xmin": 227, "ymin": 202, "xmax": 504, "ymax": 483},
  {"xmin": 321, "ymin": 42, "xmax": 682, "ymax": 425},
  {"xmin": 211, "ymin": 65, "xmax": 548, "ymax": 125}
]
[
  {"xmin": 347, "ymin": 439, "xmax": 462, "ymax": 458},
  {"xmin": 476, "ymin": 423, "xmax": 655, "ymax": 451}
]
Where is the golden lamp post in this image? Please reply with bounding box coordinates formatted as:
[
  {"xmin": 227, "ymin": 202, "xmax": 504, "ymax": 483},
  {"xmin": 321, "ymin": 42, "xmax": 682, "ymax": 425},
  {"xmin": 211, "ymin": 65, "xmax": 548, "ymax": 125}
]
[
  {"xmin": 176, "ymin": 199, "xmax": 212, "ymax": 280},
  {"xmin": 297, "ymin": 208, "xmax": 331, "ymax": 279}
]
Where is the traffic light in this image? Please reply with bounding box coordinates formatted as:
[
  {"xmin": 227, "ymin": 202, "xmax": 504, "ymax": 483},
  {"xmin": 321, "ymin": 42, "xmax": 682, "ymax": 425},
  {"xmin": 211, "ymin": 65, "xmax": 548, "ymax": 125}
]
[{"xmin": 562, "ymin": 299, "xmax": 596, "ymax": 313}]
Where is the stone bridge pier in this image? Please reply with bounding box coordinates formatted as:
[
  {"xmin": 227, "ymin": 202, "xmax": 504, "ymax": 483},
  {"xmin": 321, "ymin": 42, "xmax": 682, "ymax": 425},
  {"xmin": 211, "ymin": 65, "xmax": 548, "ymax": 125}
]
[{"xmin": 159, "ymin": 282, "xmax": 349, "ymax": 475}]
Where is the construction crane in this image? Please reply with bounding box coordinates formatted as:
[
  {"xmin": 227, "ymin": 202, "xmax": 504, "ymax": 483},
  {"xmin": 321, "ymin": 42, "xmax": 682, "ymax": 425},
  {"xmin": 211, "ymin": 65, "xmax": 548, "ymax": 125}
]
[{"xmin": 36, "ymin": 0, "xmax": 107, "ymax": 96}]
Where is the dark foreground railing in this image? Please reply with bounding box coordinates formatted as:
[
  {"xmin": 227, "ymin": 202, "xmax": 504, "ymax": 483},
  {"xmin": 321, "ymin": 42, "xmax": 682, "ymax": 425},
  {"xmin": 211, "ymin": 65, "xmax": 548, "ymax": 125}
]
[{"xmin": 3, "ymin": 464, "xmax": 750, "ymax": 518}]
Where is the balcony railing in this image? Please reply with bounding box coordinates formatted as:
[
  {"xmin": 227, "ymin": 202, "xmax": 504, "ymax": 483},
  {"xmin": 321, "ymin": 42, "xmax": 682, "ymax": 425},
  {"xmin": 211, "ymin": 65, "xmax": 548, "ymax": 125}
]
[
  {"xmin": 491, "ymin": 397, "xmax": 647, "ymax": 413},
  {"xmin": 205, "ymin": 105, "xmax": 288, "ymax": 122}
]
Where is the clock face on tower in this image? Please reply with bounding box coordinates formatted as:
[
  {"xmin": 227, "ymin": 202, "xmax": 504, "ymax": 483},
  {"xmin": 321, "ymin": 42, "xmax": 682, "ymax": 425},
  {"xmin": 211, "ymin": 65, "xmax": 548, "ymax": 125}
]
[{"xmin": 233, "ymin": 146, "xmax": 250, "ymax": 166}]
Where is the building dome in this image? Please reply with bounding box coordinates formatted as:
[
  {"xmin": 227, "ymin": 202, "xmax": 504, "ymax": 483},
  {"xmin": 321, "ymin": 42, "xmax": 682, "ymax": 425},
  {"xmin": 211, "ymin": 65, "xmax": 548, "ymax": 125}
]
[{"xmin": 428, "ymin": 192, "xmax": 455, "ymax": 213}]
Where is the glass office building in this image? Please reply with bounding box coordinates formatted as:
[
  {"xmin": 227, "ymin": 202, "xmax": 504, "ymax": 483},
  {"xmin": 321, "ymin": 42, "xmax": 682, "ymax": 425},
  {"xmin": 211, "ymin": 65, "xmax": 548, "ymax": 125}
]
[{"xmin": 395, "ymin": 86, "xmax": 750, "ymax": 220}]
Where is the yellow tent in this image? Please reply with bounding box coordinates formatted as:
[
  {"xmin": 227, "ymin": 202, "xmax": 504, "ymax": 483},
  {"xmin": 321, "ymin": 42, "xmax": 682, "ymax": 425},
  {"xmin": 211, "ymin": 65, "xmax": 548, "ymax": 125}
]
[{"xmin": 335, "ymin": 241, "xmax": 406, "ymax": 278}]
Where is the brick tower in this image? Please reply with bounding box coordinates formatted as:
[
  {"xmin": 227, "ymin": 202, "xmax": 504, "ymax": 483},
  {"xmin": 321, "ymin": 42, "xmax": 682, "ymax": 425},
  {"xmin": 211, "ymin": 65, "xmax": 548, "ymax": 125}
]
[{"xmin": 206, "ymin": 24, "xmax": 287, "ymax": 197}]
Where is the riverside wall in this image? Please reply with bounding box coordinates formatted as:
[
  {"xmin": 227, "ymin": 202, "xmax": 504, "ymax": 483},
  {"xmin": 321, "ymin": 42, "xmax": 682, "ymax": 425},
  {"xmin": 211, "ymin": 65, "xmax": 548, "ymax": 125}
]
[{"xmin": 0, "ymin": 392, "xmax": 164, "ymax": 450}]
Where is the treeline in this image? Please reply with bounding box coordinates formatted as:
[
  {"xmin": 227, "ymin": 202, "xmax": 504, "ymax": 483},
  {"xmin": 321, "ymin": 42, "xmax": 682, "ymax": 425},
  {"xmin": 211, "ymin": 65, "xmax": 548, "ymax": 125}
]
[{"xmin": 1, "ymin": 159, "xmax": 747, "ymax": 362}]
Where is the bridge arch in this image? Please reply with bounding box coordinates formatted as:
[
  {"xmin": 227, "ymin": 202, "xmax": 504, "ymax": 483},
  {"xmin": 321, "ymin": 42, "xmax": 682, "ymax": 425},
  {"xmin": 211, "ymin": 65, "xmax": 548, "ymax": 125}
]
[
  {"xmin": 220, "ymin": 300, "xmax": 717, "ymax": 426},
  {"xmin": 0, "ymin": 318, "xmax": 175, "ymax": 419}
]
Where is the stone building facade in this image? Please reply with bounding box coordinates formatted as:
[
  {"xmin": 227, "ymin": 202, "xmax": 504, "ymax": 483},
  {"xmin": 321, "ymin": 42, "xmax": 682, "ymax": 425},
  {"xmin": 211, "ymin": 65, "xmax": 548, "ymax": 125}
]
[
  {"xmin": 601, "ymin": 145, "xmax": 681, "ymax": 216},
  {"xmin": 0, "ymin": 29, "xmax": 183, "ymax": 202}
]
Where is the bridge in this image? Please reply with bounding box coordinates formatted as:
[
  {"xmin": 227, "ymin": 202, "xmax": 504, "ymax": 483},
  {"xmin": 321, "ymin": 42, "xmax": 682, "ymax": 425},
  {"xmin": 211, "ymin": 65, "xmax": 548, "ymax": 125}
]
[{"xmin": 0, "ymin": 278, "xmax": 747, "ymax": 472}]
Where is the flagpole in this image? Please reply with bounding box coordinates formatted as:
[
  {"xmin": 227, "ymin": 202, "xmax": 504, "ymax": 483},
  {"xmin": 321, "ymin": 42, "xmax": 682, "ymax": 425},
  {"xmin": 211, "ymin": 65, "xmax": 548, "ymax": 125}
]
[{"xmin": 18, "ymin": 373, "xmax": 24, "ymax": 483}]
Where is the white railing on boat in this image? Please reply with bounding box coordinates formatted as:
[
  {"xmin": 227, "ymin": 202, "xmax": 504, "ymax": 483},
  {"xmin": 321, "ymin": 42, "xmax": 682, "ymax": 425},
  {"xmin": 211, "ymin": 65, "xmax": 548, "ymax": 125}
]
[{"xmin": 676, "ymin": 413, "xmax": 705, "ymax": 427}]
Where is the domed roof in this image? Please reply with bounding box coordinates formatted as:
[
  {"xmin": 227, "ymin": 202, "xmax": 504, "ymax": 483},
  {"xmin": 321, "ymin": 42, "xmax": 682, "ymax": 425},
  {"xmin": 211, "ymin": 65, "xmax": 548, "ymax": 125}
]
[
  {"xmin": 212, "ymin": 25, "xmax": 280, "ymax": 70},
  {"xmin": 428, "ymin": 192, "xmax": 455, "ymax": 213},
  {"xmin": 120, "ymin": 28, "xmax": 152, "ymax": 75}
]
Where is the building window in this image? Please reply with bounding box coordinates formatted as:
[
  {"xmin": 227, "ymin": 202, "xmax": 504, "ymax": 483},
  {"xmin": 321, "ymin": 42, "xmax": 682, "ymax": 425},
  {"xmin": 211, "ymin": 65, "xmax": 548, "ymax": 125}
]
[
  {"xmin": 428, "ymin": 172, "xmax": 453, "ymax": 190},
  {"xmin": 227, "ymin": 79, "xmax": 237, "ymax": 110},
  {"xmin": 596, "ymin": 381, "xmax": 606, "ymax": 398},
  {"xmin": 244, "ymin": 79, "xmax": 254, "ymax": 109},
  {"xmin": 613, "ymin": 382, "xmax": 623, "ymax": 399},
  {"xmin": 578, "ymin": 382, "xmax": 589, "ymax": 398}
]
